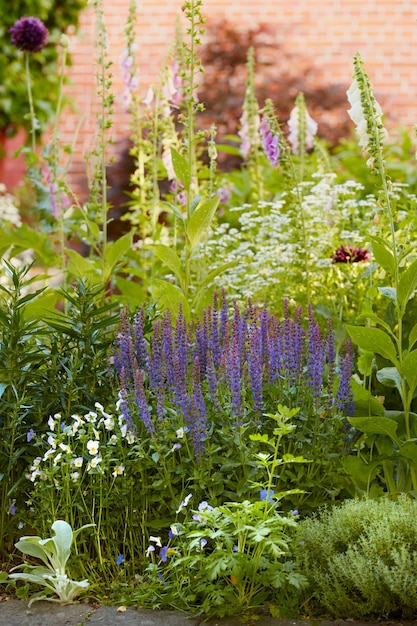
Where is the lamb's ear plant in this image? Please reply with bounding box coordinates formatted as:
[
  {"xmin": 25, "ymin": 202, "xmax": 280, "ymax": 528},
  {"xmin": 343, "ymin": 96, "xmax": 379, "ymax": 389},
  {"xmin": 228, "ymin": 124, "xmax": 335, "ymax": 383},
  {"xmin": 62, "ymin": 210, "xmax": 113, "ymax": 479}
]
[
  {"xmin": 344, "ymin": 52, "xmax": 417, "ymax": 495},
  {"xmin": 7, "ymin": 520, "xmax": 95, "ymax": 606}
]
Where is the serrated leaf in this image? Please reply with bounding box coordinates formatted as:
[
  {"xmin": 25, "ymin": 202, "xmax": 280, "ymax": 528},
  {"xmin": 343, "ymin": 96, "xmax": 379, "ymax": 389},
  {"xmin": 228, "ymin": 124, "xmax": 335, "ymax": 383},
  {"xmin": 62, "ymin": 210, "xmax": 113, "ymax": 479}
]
[
  {"xmin": 186, "ymin": 196, "xmax": 220, "ymax": 251},
  {"xmin": 397, "ymin": 257, "xmax": 417, "ymax": 311},
  {"xmin": 346, "ymin": 325, "xmax": 399, "ymax": 366},
  {"xmin": 170, "ymin": 147, "xmax": 191, "ymax": 189}
]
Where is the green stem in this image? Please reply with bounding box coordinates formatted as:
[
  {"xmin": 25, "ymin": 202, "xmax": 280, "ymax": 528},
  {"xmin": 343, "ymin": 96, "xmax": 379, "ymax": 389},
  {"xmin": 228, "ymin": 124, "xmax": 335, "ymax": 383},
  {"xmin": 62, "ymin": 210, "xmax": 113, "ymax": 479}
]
[{"xmin": 25, "ymin": 53, "xmax": 36, "ymax": 155}]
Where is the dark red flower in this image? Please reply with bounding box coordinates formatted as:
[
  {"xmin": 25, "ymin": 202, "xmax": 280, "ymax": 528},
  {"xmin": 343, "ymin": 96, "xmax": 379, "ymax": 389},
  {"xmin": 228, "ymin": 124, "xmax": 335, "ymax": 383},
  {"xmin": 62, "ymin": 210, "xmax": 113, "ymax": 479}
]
[
  {"xmin": 331, "ymin": 245, "xmax": 370, "ymax": 264},
  {"xmin": 10, "ymin": 17, "xmax": 49, "ymax": 53}
]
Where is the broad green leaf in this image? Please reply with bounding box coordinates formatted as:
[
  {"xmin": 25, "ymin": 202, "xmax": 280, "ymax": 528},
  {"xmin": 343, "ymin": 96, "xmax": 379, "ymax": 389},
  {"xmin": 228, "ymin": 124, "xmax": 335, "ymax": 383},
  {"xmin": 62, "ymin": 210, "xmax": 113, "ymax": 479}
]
[
  {"xmin": 400, "ymin": 349, "xmax": 417, "ymax": 396},
  {"xmin": 150, "ymin": 278, "xmax": 190, "ymax": 321},
  {"xmin": 350, "ymin": 379, "xmax": 383, "ymax": 417},
  {"xmin": 115, "ymin": 276, "xmax": 146, "ymax": 306},
  {"xmin": 376, "ymin": 367, "xmax": 403, "ymax": 396},
  {"xmin": 397, "ymin": 257, "xmax": 417, "ymax": 311},
  {"xmin": 377, "ymin": 286, "xmax": 396, "ymax": 302},
  {"xmin": 408, "ymin": 322, "xmax": 417, "ymax": 351},
  {"xmin": 369, "ymin": 237, "xmax": 396, "ymax": 275},
  {"xmin": 356, "ymin": 312, "xmax": 393, "ymax": 336},
  {"xmin": 346, "ymin": 325, "xmax": 399, "ymax": 366},
  {"xmin": 102, "ymin": 232, "xmax": 133, "ymax": 281},
  {"xmin": 348, "ymin": 416, "xmax": 399, "ymax": 444},
  {"xmin": 14, "ymin": 538, "xmax": 51, "ymax": 567},
  {"xmin": 66, "ymin": 249, "xmax": 100, "ymax": 281},
  {"xmin": 50, "ymin": 520, "xmax": 73, "ymax": 569},
  {"xmin": 398, "ymin": 441, "xmax": 417, "ymax": 466},
  {"xmin": 342, "ymin": 455, "xmax": 382, "ymax": 489},
  {"xmin": 186, "ymin": 196, "xmax": 220, "ymax": 251},
  {"xmin": 150, "ymin": 244, "xmax": 185, "ymax": 289},
  {"xmin": 192, "ymin": 283, "xmax": 217, "ymax": 319},
  {"xmin": 170, "ymin": 147, "xmax": 191, "ymax": 189}
]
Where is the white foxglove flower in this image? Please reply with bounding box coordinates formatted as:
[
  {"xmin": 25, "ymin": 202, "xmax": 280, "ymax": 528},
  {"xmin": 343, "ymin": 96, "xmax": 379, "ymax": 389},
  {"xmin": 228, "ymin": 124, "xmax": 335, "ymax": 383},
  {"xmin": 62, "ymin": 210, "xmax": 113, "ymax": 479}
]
[
  {"xmin": 346, "ymin": 79, "xmax": 387, "ymax": 151},
  {"xmin": 287, "ymin": 93, "xmax": 318, "ymax": 155}
]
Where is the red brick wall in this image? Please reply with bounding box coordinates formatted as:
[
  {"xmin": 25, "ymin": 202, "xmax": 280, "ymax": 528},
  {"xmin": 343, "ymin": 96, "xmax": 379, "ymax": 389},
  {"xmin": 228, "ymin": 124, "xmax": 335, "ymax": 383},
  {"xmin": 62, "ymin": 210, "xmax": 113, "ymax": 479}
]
[{"xmin": 57, "ymin": 0, "xmax": 417, "ymax": 193}]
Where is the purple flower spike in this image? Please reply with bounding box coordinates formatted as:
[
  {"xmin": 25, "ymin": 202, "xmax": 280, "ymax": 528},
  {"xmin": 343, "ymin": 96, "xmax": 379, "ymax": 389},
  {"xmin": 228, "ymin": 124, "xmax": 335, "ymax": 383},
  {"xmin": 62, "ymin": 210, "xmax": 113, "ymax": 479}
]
[
  {"xmin": 10, "ymin": 17, "xmax": 49, "ymax": 53},
  {"xmin": 260, "ymin": 117, "xmax": 279, "ymax": 168}
]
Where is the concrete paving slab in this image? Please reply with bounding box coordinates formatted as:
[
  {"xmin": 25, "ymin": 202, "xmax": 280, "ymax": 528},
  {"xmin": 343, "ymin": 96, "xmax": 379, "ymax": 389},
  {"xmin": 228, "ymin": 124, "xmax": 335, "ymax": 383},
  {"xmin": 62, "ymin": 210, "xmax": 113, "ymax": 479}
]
[
  {"xmin": 86, "ymin": 606, "xmax": 201, "ymax": 626},
  {"xmin": 0, "ymin": 597, "xmax": 93, "ymax": 625}
]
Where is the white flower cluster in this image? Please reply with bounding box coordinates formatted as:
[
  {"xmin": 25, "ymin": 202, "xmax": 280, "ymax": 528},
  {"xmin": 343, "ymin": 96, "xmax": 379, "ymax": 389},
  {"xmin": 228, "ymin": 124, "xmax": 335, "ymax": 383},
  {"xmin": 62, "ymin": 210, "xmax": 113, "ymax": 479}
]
[
  {"xmin": 201, "ymin": 176, "xmax": 378, "ymax": 311},
  {"xmin": 27, "ymin": 403, "xmax": 134, "ymax": 484},
  {"xmin": 0, "ymin": 183, "xmax": 21, "ymax": 227}
]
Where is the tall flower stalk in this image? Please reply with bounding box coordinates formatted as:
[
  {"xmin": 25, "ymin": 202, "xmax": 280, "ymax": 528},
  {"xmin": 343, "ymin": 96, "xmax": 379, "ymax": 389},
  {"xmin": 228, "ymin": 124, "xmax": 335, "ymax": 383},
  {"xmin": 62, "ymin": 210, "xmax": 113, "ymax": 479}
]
[{"xmin": 346, "ymin": 52, "xmax": 417, "ymax": 493}]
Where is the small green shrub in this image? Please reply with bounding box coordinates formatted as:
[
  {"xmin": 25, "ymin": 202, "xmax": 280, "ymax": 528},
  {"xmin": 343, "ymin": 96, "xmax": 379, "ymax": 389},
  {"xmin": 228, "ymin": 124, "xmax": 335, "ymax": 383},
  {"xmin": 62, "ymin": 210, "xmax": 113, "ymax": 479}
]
[{"xmin": 297, "ymin": 496, "xmax": 417, "ymax": 619}]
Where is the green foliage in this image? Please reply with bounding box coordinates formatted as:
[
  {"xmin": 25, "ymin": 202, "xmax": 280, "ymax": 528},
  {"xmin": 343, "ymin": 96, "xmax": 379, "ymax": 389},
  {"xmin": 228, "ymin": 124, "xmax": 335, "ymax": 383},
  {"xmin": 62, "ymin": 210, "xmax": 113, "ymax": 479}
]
[
  {"xmin": 297, "ymin": 496, "xmax": 417, "ymax": 619},
  {"xmin": 0, "ymin": 0, "xmax": 86, "ymax": 134},
  {"xmin": 7, "ymin": 520, "xmax": 94, "ymax": 606}
]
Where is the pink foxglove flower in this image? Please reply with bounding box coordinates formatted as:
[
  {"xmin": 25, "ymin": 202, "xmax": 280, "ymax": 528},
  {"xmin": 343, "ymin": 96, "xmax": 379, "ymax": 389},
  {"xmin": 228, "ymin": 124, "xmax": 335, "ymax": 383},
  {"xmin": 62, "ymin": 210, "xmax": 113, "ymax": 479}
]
[
  {"xmin": 287, "ymin": 94, "xmax": 318, "ymax": 155},
  {"xmin": 260, "ymin": 117, "xmax": 279, "ymax": 168}
]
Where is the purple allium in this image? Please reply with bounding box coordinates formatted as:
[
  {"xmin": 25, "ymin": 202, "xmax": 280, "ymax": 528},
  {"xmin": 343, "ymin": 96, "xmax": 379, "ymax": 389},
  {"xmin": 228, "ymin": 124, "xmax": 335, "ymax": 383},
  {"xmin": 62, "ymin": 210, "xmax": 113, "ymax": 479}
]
[
  {"xmin": 10, "ymin": 17, "xmax": 49, "ymax": 53},
  {"xmin": 331, "ymin": 245, "xmax": 370, "ymax": 264},
  {"xmin": 260, "ymin": 117, "xmax": 279, "ymax": 168}
]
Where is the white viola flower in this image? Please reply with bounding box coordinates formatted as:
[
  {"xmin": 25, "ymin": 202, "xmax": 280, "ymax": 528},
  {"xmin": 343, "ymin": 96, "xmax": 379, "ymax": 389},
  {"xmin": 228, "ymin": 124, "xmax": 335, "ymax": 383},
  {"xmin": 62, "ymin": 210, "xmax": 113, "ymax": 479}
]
[
  {"xmin": 125, "ymin": 431, "xmax": 136, "ymax": 444},
  {"xmin": 43, "ymin": 448, "xmax": 56, "ymax": 461},
  {"xmin": 53, "ymin": 452, "xmax": 62, "ymax": 466},
  {"xmin": 176, "ymin": 493, "xmax": 193, "ymax": 514},
  {"xmin": 72, "ymin": 457, "xmax": 84, "ymax": 468},
  {"xmin": 70, "ymin": 472, "xmax": 80, "ymax": 482},
  {"xmin": 112, "ymin": 465, "xmax": 125, "ymax": 477},
  {"xmin": 47, "ymin": 435, "xmax": 56, "ymax": 448},
  {"xmin": 87, "ymin": 440, "xmax": 100, "ymax": 455},
  {"xmin": 94, "ymin": 401, "xmax": 104, "ymax": 412},
  {"xmin": 59, "ymin": 443, "xmax": 72, "ymax": 454},
  {"xmin": 47, "ymin": 416, "xmax": 56, "ymax": 431},
  {"xmin": 103, "ymin": 417, "xmax": 115, "ymax": 431},
  {"xmin": 176, "ymin": 427, "xmax": 185, "ymax": 439},
  {"xmin": 149, "ymin": 535, "xmax": 162, "ymax": 548},
  {"xmin": 145, "ymin": 545, "xmax": 155, "ymax": 557},
  {"xmin": 84, "ymin": 411, "xmax": 97, "ymax": 423},
  {"xmin": 90, "ymin": 456, "xmax": 102, "ymax": 469}
]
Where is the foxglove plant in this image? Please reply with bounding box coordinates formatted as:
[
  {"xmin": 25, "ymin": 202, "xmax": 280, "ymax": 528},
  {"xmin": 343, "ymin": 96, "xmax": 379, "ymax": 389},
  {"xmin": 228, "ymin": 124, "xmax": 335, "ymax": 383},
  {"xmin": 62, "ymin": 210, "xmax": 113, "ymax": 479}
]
[
  {"xmin": 345, "ymin": 53, "xmax": 417, "ymax": 495},
  {"xmin": 287, "ymin": 92, "xmax": 318, "ymax": 157}
]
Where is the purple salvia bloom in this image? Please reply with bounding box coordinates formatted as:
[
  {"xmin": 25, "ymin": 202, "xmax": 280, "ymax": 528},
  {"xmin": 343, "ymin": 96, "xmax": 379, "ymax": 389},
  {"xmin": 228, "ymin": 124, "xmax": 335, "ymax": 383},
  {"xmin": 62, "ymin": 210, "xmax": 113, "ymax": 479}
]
[
  {"xmin": 149, "ymin": 321, "xmax": 163, "ymax": 390},
  {"xmin": 162, "ymin": 311, "xmax": 176, "ymax": 390},
  {"xmin": 10, "ymin": 17, "xmax": 48, "ymax": 53},
  {"xmin": 306, "ymin": 311, "xmax": 325, "ymax": 402},
  {"xmin": 194, "ymin": 318, "xmax": 208, "ymax": 378},
  {"xmin": 335, "ymin": 339, "xmax": 354, "ymax": 413},
  {"xmin": 118, "ymin": 382, "xmax": 137, "ymax": 435},
  {"xmin": 133, "ymin": 308, "xmax": 149, "ymax": 370},
  {"xmin": 268, "ymin": 316, "xmax": 282, "ymax": 382},
  {"xmin": 326, "ymin": 318, "xmax": 336, "ymax": 411},
  {"xmin": 133, "ymin": 367, "xmax": 155, "ymax": 435},
  {"xmin": 206, "ymin": 349, "xmax": 221, "ymax": 412},
  {"xmin": 175, "ymin": 305, "xmax": 188, "ymax": 383},
  {"xmin": 248, "ymin": 325, "xmax": 263, "ymax": 411},
  {"xmin": 220, "ymin": 289, "xmax": 229, "ymax": 351},
  {"xmin": 114, "ymin": 308, "xmax": 134, "ymax": 380},
  {"xmin": 260, "ymin": 116, "xmax": 280, "ymax": 168},
  {"xmin": 227, "ymin": 339, "xmax": 242, "ymax": 423},
  {"xmin": 210, "ymin": 297, "xmax": 222, "ymax": 369}
]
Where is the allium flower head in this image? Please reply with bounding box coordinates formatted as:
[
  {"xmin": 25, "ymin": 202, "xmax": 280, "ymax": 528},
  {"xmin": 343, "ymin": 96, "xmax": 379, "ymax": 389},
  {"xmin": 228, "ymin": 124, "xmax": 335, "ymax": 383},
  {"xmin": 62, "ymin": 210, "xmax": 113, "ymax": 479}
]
[
  {"xmin": 287, "ymin": 92, "xmax": 318, "ymax": 155},
  {"xmin": 260, "ymin": 117, "xmax": 279, "ymax": 168},
  {"xmin": 10, "ymin": 17, "xmax": 49, "ymax": 53}
]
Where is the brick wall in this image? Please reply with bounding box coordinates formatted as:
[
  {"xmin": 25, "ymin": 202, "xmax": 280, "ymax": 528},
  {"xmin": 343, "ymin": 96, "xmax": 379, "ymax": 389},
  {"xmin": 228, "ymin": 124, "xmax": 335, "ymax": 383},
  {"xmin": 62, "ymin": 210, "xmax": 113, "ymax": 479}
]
[{"xmin": 57, "ymin": 0, "xmax": 417, "ymax": 194}]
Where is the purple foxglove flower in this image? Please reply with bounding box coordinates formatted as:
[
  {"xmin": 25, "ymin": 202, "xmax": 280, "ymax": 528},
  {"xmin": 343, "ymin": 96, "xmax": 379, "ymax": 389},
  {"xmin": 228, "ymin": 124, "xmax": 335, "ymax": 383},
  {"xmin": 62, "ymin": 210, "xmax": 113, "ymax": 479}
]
[
  {"xmin": 260, "ymin": 117, "xmax": 279, "ymax": 168},
  {"xmin": 10, "ymin": 17, "xmax": 49, "ymax": 53}
]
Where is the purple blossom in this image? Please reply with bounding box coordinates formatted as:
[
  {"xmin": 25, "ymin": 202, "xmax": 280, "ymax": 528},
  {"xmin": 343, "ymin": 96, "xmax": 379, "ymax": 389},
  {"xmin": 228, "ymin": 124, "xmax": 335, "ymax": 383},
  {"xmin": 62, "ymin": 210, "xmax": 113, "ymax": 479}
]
[
  {"xmin": 260, "ymin": 489, "xmax": 274, "ymax": 502},
  {"xmin": 27, "ymin": 428, "xmax": 35, "ymax": 443},
  {"xmin": 116, "ymin": 554, "xmax": 124, "ymax": 565},
  {"xmin": 9, "ymin": 503, "xmax": 16, "ymax": 516},
  {"xmin": 260, "ymin": 117, "xmax": 279, "ymax": 168},
  {"xmin": 331, "ymin": 245, "xmax": 370, "ymax": 263},
  {"xmin": 10, "ymin": 17, "xmax": 49, "ymax": 53},
  {"xmin": 160, "ymin": 546, "xmax": 168, "ymax": 563},
  {"xmin": 335, "ymin": 339, "xmax": 354, "ymax": 414}
]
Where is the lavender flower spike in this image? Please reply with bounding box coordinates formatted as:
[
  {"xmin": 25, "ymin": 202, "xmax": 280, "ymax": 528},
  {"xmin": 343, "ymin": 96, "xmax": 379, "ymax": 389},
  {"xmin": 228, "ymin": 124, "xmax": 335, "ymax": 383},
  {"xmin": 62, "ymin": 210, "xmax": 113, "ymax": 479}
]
[
  {"xmin": 10, "ymin": 17, "xmax": 48, "ymax": 53},
  {"xmin": 260, "ymin": 117, "xmax": 279, "ymax": 168}
]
